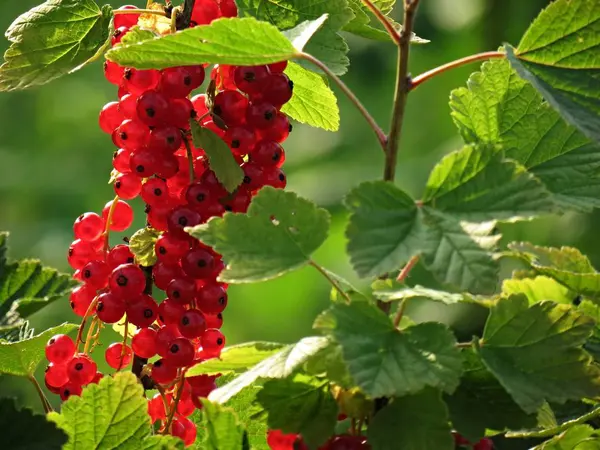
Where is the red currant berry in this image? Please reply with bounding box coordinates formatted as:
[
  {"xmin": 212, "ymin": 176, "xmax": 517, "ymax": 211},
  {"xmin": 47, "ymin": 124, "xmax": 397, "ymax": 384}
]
[
  {"xmin": 155, "ymin": 152, "xmax": 180, "ymax": 179},
  {"xmin": 104, "ymin": 61, "xmax": 125, "ymax": 86},
  {"xmin": 176, "ymin": 393, "xmax": 196, "ymax": 417},
  {"xmin": 45, "ymin": 334, "xmax": 75, "ymax": 365},
  {"xmin": 474, "ymin": 438, "xmax": 494, "ymax": 450},
  {"xmin": 168, "ymin": 97, "xmax": 195, "ymax": 129},
  {"xmin": 156, "ymin": 325, "xmax": 181, "ymax": 358},
  {"xmin": 196, "ymin": 283, "xmax": 228, "ymax": 314},
  {"xmin": 224, "ymin": 125, "xmax": 256, "ymax": 156},
  {"xmin": 99, "ymin": 101, "xmax": 125, "ymax": 134},
  {"xmin": 148, "ymin": 125, "xmax": 183, "ymax": 153},
  {"xmin": 114, "ymin": 172, "xmax": 142, "ymax": 199},
  {"xmin": 107, "ymin": 244, "xmax": 135, "ymax": 269},
  {"xmin": 96, "ymin": 292, "xmax": 126, "ymax": 324},
  {"xmin": 166, "ymin": 337, "xmax": 195, "ymax": 367},
  {"xmin": 113, "ymin": 148, "xmax": 132, "ymax": 173},
  {"xmin": 233, "ymin": 65, "xmax": 270, "ymax": 96},
  {"xmin": 178, "ymin": 309, "xmax": 206, "ymax": 339},
  {"xmin": 91, "ymin": 372, "xmax": 104, "ymax": 384},
  {"xmin": 167, "ymin": 278, "xmax": 197, "ymax": 304},
  {"xmin": 67, "ymin": 354, "xmax": 98, "ymax": 385},
  {"xmin": 132, "ymin": 327, "xmax": 158, "ymax": 358},
  {"xmin": 181, "ymin": 248, "xmax": 215, "ymax": 279},
  {"xmin": 263, "ymin": 167, "xmax": 287, "ymax": 190},
  {"xmin": 155, "ymin": 233, "xmax": 189, "ymax": 265},
  {"xmin": 109, "ymin": 263, "xmax": 146, "ymax": 298},
  {"xmin": 174, "ymin": 416, "xmax": 197, "ymax": 446},
  {"xmin": 114, "ymin": 5, "xmax": 141, "ymax": 28},
  {"xmin": 114, "ymin": 118, "xmax": 150, "ymax": 150},
  {"xmin": 102, "ymin": 199, "xmax": 134, "ymax": 232},
  {"xmin": 246, "ymin": 101, "xmax": 277, "ymax": 129},
  {"xmin": 241, "ymin": 162, "xmax": 267, "ymax": 191},
  {"xmin": 148, "ymin": 393, "xmax": 166, "ymax": 423},
  {"xmin": 201, "ymin": 329, "xmax": 225, "ymax": 357},
  {"xmin": 250, "ymin": 140, "xmax": 285, "ymax": 167},
  {"xmin": 260, "ymin": 73, "xmax": 294, "ymax": 107},
  {"xmin": 158, "ymin": 298, "xmax": 186, "ymax": 327},
  {"xmin": 118, "ymin": 93, "xmax": 138, "ymax": 119},
  {"xmin": 205, "ymin": 312, "xmax": 223, "ymax": 329},
  {"xmin": 141, "ymin": 177, "xmax": 170, "ymax": 206},
  {"xmin": 268, "ymin": 61, "xmax": 288, "ymax": 73},
  {"xmin": 105, "ymin": 342, "xmax": 133, "ymax": 369},
  {"xmin": 151, "ymin": 358, "xmax": 178, "ymax": 384},
  {"xmin": 74, "ymin": 212, "xmax": 105, "ymax": 242},
  {"xmin": 127, "ymin": 294, "xmax": 159, "ymax": 328},
  {"xmin": 123, "ymin": 68, "xmax": 160, "ymax": 96},
  {"xmin": 60, "ymin": 382, "xmax": 83, "ymax": 401},
  {"xmin": 213, "ymin": 90, "xmax": 249, "ymax": 126},
  {"xmin": 137, "ymin": 90, "xmax": 170, "ymax": 126},
  {"xmin": 191, "ymin": 0, "xmax": 220, "ymax": 25},
  {"xmin": 45, "ymin": 362, "xmax": 69, "ymax": 388},
  {"xmin": 188, "ymin": 65, "xmax": 207, "ymax": 89},
  {"xmin": 81, "ymin": 260, "xmax": 111, "ymax": 290},
  {"xmin": 167, "ymin": 207, "xmax": 203, "ymax": 238},
  {"xmin": 69, "ymin": 284, "xmax": 96, "ymax": 317},
  {"xmin": 112, "ymin": 25, "xmax": 130, "ymax": 46},
  {"xmin": 68, "ymin": 239, "xmax": 99, "ymax": 270},
  {"xmin": 159, "ymin": 67, "xmax": 195, "ymax": 99},
  {"xmin": 258, "ymin": 112, "xmax": 291, "ymax": 143},
  {"xmin": 219, "ymin": 0, "xmax": 238, "ymax": 17},
  {"xmin": 153, "ymin": 262, "xmax": 185, "ymax": 291},
  {"xmin": 191, "ymin": 94, "xmax": 209, "ymax": 117}
]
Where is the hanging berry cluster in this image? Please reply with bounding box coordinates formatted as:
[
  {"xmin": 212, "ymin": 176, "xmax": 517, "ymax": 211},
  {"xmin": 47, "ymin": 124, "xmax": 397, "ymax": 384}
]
[{"xmin": 42, "ymin": 1, "xmax": 292, "ymax": 446}]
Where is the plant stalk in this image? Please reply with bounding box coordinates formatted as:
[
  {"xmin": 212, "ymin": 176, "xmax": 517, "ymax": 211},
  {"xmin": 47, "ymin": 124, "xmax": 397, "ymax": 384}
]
[
  {"xmin": 29, "ymin": 375, "xmax": 53, "ymax": 414},
  {"xmin": 360, "ymin": 0, "xmax": 401, "ymax": 45},
  {"xmin": 309, "ymin": 260, "xmax": 353, "ymax": 303},
  {"xmin": 410, "ymin": 51, "xmax": 505, "ymax": 91},
  {"xmin": 299, "ymin": 53, "xmax": 387, "ymax": 151},
  {"xmin": 383, "ymin": 0, "xmax": 421, "ymax": 182}
]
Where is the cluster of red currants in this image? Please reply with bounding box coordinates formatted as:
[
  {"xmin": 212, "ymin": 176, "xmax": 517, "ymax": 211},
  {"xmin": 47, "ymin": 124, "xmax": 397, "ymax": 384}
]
[
  {"xmin": 453, "ymin": 433, "xmax": 494, "ymax": 450},
  {"xmin": 268, "ymin": 430, "xmax": 371, "ymax": 450},
  {"xmin": 42, "ymin": 1, "xmax": 293, "ymax": 447}
]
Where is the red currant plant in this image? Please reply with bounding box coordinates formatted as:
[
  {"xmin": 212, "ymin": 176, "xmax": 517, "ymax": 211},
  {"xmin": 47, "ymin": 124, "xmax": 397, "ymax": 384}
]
[{"xmin": 1, "ymin": 0, "xmax": 600, "ymax": 449}]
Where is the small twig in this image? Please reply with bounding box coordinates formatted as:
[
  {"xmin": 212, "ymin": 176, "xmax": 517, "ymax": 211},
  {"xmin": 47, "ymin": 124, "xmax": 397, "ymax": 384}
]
[
  {"xmin": 118, "ymin": 317, "xmax": 130, "ymax": 371},
  {"xmin": 410, "ymin": 51, "xmax": 506, "ymax": 92},
  {"xmin": 29, "ymin": 375, "xmax": 53, "ymax": 413},
  {"xmin": 396, "ymin": 255, "xmax": 419, "ymax": 282},
  {"xmin": 456, "ymin": 342, "xmax": 473, "ymax": 348},
  {"xmin": 103, "ymin": 195, "xmax": 120, "ymax": 255},
  {"xmin": 298, "ymin": 53, "xmax": 387, "ymax": 151},
  {"xmin": 392, "ymin": 299, "xmax": 407, "ymax": 328},
  {"xmin": 309, "ymin": 260, "xmax": 352, "ymax": 303},
  {"xmin": 360, "ymin": 0, "xmax": 401, "ymax": 45},
  {"xmin": 75, "ymin": 297, "xmax": 99, "ymax": 350},
  {"xmin": 163, "ymin": 375, "xmax": 186, "ymax": 433},
  {"xmin": 83, "ymin": 317, "xmax": 99, "ymax": 354}
]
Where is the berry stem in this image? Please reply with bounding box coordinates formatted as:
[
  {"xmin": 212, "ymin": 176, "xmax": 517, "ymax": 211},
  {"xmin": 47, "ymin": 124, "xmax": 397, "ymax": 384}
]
[
  {"xmin": 75, "ymin": 297, "xmax": 99, "ymax": 350},
  {"xmin": 118, "ymin": 317, "xmax": 130, "ymax": 371},
  {"xmin": 113, "ymin": 9, "xmax": 167, "ymax": 17},
  {"xmin": 456, "ymin": 342, "xmax": 474, "ymax": 349},
  {"xmin": 360, "ymin": 0, "xmax": 401, "ymax": 45},
  {"xmin": 392, "ymin": 299, "xmax": 407, "ymax": 329},
  {"xmin": 383, "ymin": 0, "xmax": 421, "ymax": 182},
  {"xmin": 395, "ymin": 254, "xmax": 419, "ymax": 282},
  {"xmin": 309, "ymin": 260, "xmax": 352, "ymax": 303},
  {"xmin": 410, "ymin": 51, "xmax": 506, "ymax": 92},
  {"xmin": 162, "ymin": 374, "xmax": 186, "ymax": 433},
  {"xmin": 182, "ymin": 133, "xmax": 196, "ymax": 183},
  {"xmin": 103, "ymin": 195, "xmax": 120, "ymax": 254},
  {"xmin": 83, "ymin": 316, "xmax": 100, "ymax": 354},
  {"xmin": 298, "ymin": 52, "xmax": 387, "ymax": 151},
  {"xmin": 29, "ymin": 375, "xmax": 53, "ymax": 413}
]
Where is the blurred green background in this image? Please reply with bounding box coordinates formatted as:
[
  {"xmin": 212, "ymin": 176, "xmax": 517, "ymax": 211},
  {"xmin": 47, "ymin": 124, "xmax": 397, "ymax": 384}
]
[{"xmin": 2, "ymin": 0, "xmax": 593, "ymax": 412}]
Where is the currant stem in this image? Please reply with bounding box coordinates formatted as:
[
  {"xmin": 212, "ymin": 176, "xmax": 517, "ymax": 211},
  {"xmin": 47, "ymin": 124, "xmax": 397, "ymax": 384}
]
[
  {"xmin": 118, "ymin": 317, "xmax": 130, "ymax": 371},
  {"xmin": 113, "ymin": 9, "xmax": 167, "ymax": 17},
  {"xmin": 383, "ymin": 0, "xmax": 421, "ymax": 182},
  {"xmin": 83, "ymin": 316, "xmax": 99, "ymax": 354},
  {"xmin": 75, "ymin": 297, "xmax": 99, "ymax": 350},
  {"xmin": 456, "ymin": 342, "xmax": 474, "ymax": 349},
  {"xmin": 309, "ymin": 260, "xmax": 352, "ymax": 303},
  {"xmin": 163, "ymin": 374, "xmax": 186, "ymax": 433},
  {"xmin": 29, "ymin": 375, "xmax": 53, "ymax": 414},
  {"xmin": 410, "ymin": 51, "xmax": 506, "ymax": 92},
  {"xmin": 360, "ymin": 0, "xmax": 401, "ymax": 45},
  {"xmin": 396, "ymin": 255, "xmax": 419, "ymax": 282},
  {"xmin": 103, "ymin": 195, "xmax": 120, "ymax": 255},
  {"xmin": 298, "ymin": 53, "xmax": 387, "ymax": 151}
]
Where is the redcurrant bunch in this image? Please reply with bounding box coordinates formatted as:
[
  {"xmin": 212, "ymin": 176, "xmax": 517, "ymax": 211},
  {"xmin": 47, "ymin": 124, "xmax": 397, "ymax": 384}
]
[{"xmin": 43, "ymin": 1, "xmax": 294, "ymax": 447}]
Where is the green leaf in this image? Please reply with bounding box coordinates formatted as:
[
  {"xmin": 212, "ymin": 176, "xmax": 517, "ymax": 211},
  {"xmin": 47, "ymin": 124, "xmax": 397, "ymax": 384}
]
[
  {"xmin": 315, "ymin": 301, "xmax": 463, "ymax": 398},
  {"xmin": 445, "ymin": 350, "xmax": 537, "ymax": 443},
  {"xmin": 0, "ymin": 0, "xmax": 113, "ymax": 91},
  {"xmin": 107, "ymin": 17, "xmax": 309, "ymax": 69},
  {"xmin": 372, "ymin": 284, "xmax": 484, "ymax": 306},
  {"xmin": 129, "ymin": 227, "xmax": 160, "ymax": 266},
  {"xmin": 0, "ymin": 232, "xmax": 76, "ymax": 324},
  {"xmin": 450, "ymin": 57, "xmax": 600, "ymax": 212},
  {"xmin": 118, "ymin": 26, "xmax": 157, "ymax": 46},
  {"xmin": 282, "ymin": 15, "xmax": 329, "ymax": 53},
  {"xmin": 0, "ymin": 322, "xmax": 77, "ymax": 377},
  {"xmin": 190, "ymin": 121, "xmax": 244, "ymax": 193},
  {"xmin": 188, "ymin": 187, "xmax": 330, "ymax": 283},
  {"xmin": 502, "ymin": 276, "xmax": 573, "ymax": 305},
  {"xmin": 509, "ymin": 242, "xmax": 600, "ymax": 298},
  {"xmin": 423, "ymin": 144, "xmax": 552, "ymax": 221},
  {"xmin": 48, "ymin": 372, "xmax": 184, "ymax": 450},
  {"xmin": 477, "ymin": 295, "xmax": 600, "ymax": 413},
  {"xmin": 535, "ymin": 425, "xmax": 600, "ymax": 450},
  {"xmin": 199, "ymin": 400, "xmax": 249, "ymax": 450},
  {"xmin": 367, "ymin": 388, "xmax": 453, "ymax": 450},
  {"xmin": 344, "ymin": 181, "xmax": 427, "ymax": 278},
  {"xmin": 209, "ymin": 336, "xmax": 330, "ymax": 404},
  {"xmin": 257, "ymin": 374, "xmax": 337, "ymax": 448},
  {"xmin": 420, "ymin": 208, "xmax": 500, "ymax": 294},
  {"xmin": 235, "ymin": 0, "xmax": 354, "ymax": 75},
  {"xmin": 0, "ymin": 398, "xmax": 67, "ymax": 449},
  {"xmin": 505, "ymin": 0, "xmax": 600, "ymax": 143},
  {"xmin": 186, "ymin": 341, "xmax": 286, "ymax": 377},
  {"xmin": 281, "ymin": 62, "xmax": 339, "ymax": 132},
  {"xmin": 218, "ymin": 386, "xmax": 268, "ymax": 450}
]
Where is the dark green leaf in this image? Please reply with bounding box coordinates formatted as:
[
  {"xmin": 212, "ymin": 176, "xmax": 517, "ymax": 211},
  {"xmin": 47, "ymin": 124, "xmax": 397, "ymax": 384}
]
[
  {"xmin": 0, "ymin": 322, "xmax": 77, "ymax": 377},
  {"xmin": 477, "ymin": 295, "xmax": 600, "ymax": 413},
  {"xmin": 107, "ymin": 17, "xmax": 307, "ymax": 69},
  {"xmin": 445, "ymin": 350, "xmax": 537, "ymax": 442},
  {"xmin": 367, "ymin": 388, "xmax": 453, "ymax": 450},
  {"xmin": 188, "ymin": 187, "xmax": 330, "ymax": 283},
  {"xmin": 0, "ymin": 0, "xmax": 113, "ymax": 91},
  {"xmin": 450, "ymin": 58, "xmax": 600, "ymax": 212},
  {"xmin": 129, "ymin": 227, "xmax": 160, "ymax": 266},
  {"xmin": 257, "ymin": 374, "xmax": 337, "ymax": 448},
  {"xmin": 190, "ymin": 121, "xmax": 244, "ymax": 193},
  {"xmin": 186, "ymin": 341, "xmax": 286, "ymax": 377},
  {"xmin": 344, "ymin": 181, "xmax": 426, "ymax": 278},
  {"xmin": 505, "ymin": 0, "xmax": 600, "ymax": 143},
  {"xmin": 48, "ymin": 372, "xmax": 183, "ymax": 450},
  {"xmin": 281, "ymin": 62, "xmax": 339, "ymax": 131},
  {"xmin": 209, "ymin": 336, "xmax": 331, "ymax": 404},
  {"xmin": 421, "ymin": 208, "xmax": 500, "ymax": 294},
  {"xmin": 423, "ymin": 144, "xmax": 552, "ymax": 221},
  {"xmin": 315, "ymin": 302, "xmax": 463, "ymax": 397},
  {"xmin": 200, "ymin": 399, "xmax": 249, "ymax": 450},
  {"xmin": 0, "ymin": 398, "xmax": 67, "ymax": 450},
  {"xmin": 235, "ymin": 0, "xmax": 354, "ymax": 75}
]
